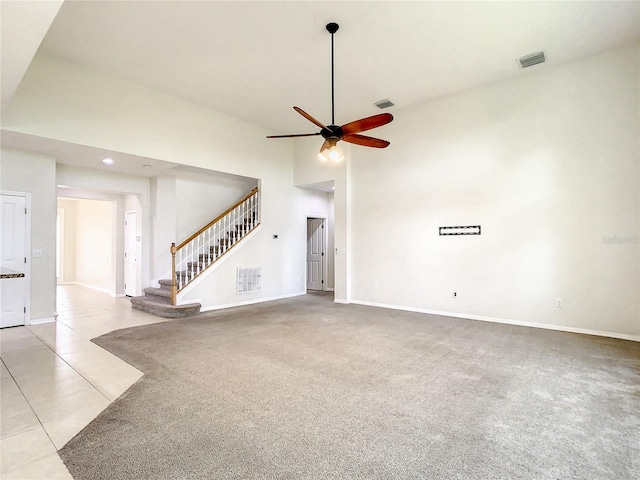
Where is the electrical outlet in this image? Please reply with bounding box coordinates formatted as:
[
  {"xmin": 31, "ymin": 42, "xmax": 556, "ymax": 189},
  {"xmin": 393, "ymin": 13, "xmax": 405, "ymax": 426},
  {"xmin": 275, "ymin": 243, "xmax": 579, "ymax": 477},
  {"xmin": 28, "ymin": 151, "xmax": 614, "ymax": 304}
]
[
  {"xmin": 452, "ymin": 291, "xmax": 457, "ymax": 298},
  {"xmin": 556, "ymin": 298, "xmax": 563, "ymax": 307}
]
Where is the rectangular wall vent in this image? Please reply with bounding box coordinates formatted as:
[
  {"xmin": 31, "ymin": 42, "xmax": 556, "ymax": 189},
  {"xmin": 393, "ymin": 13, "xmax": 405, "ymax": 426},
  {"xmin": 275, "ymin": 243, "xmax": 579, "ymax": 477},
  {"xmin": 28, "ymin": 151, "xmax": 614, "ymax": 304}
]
[
  {"xmin": 518, "ymin": 51, "xmax": 546, "ymax": 69},
  {"xmin": 374, "ymin": 99, "xmax": 395, "ymax": 109},
  {"xmin": 237, "ymin": 267, "xmax": 262, "ymax": 294}
]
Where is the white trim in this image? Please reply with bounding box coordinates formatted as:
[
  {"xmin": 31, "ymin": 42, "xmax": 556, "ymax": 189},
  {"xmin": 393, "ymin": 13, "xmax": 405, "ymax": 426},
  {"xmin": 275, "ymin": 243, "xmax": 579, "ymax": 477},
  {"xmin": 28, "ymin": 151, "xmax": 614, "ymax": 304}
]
[
  {"xmin": 305, "ymin": 215, "xmax": 328, "ymax": 292},
  {"xmin": 124, "ymin": 209, "xmax": 139, "ymax": 297},
  {"xmin": 333, "ymin": 299, "xmax": 349, "ymax": 305},
  {"xmin": 349, "ymin": 299, "xmax": 640, "ymax": 343},
  {"xmin": 71, "ymin": 282, "xmax": 116, "ymax": 296},
  {"xmin": 199, "ymin": 291, "xmax": 305, "ymax": 312},
  {"xmin": 29, "ymin": 316, "xmax": 55, "ymax": 325}
]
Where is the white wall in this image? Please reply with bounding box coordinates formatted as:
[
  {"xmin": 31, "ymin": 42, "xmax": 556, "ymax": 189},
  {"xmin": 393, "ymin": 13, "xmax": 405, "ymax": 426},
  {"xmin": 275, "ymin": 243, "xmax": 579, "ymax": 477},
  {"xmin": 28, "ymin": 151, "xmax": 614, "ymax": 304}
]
[
  {"xmin": 347, "ymin": 43, "xmax": 639, "ymax": 339},
  {"xmin": 0, "ymin": 148, "xmax": 56, "ymax": 322},
  {"xmin": 0, "ymin": 0, "xmax": 63, "ymax": 111},
  {"xmin": 4, "ymin": 52, "xmax": 307, "ymax": 310},
  {"xmin": 73, "ymin": 199, "xmax": 114, "ymax": 294},
  {"xmin": 175, "ymin": 171, "xmax": 257, "ymax": 238},
  {"xmin": 57, "ymin": 198, "xmax": 77, "ymax": 284}
]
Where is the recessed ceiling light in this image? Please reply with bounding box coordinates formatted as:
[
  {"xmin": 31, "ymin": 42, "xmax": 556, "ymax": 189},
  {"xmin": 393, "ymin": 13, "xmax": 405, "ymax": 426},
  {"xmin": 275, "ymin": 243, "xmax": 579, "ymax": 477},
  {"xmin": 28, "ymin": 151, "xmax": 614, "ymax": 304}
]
[
  {"xmin": 102, "ymin": 157, "xmax": 114, "ymax": 166},
  {"xmin": 143, "ymin": 164, "xmax": 151, "ymax": 168}
]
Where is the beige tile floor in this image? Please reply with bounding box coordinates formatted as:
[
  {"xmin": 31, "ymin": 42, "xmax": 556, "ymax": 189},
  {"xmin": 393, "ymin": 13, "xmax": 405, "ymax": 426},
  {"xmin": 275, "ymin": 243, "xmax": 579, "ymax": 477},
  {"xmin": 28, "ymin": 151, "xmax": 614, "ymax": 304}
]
[{"xmin": 0, "ymin": 285, "xmax": 170, "ymax": 479}]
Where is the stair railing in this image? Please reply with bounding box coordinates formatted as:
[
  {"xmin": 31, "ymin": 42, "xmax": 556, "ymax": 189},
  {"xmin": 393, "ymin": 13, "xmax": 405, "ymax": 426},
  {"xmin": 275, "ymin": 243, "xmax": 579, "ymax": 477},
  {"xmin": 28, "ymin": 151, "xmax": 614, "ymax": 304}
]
[{"xmin": 170, "ymin": 187, "xmax": 260, "ymax": 305}]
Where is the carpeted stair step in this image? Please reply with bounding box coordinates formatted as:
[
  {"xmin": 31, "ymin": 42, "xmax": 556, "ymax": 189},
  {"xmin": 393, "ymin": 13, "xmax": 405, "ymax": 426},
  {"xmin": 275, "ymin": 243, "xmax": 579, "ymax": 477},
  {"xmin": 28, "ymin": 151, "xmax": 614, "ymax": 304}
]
[
  {"xmin": 158, "ymin": 279, "xmax": 173, "ymax": 290},
  {"xmin": 142, "ymin": 287, "xmax": 172, "ymax": 304},
  {"xmin": 130, "ymin": 296, "xmax": 201, "ymax": 319}
]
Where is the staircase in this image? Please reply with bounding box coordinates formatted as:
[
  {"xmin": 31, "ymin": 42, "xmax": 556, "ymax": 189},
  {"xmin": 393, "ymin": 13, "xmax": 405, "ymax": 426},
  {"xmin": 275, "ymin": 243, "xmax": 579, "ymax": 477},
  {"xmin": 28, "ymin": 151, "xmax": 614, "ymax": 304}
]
[{"xmin": 131, "ymin": 188, "xmax": 260, "ymax": 319}]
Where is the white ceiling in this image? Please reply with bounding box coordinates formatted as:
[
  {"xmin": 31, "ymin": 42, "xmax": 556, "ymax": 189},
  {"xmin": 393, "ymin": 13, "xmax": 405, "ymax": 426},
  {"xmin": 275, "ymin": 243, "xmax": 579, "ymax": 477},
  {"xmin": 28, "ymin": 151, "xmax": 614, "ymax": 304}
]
[{"xmin": 37, "ymin": 0, "xmax": 640, "ymax": 137}]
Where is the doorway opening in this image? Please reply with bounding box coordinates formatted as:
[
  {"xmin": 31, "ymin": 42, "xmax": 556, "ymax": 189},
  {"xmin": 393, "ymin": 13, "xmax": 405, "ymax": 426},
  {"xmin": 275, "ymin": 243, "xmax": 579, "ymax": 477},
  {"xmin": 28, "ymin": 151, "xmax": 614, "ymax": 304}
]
[
  {"xmin": 306, "ymin": 217, "xmax": 326, "ymax": 291},
  {"xmin": 124, "ymin": 211, "xmax": 137, "ymax": 297},
  {"xmin": 1, "ymin": 192, "xmax": 29, "ymax": 328}
]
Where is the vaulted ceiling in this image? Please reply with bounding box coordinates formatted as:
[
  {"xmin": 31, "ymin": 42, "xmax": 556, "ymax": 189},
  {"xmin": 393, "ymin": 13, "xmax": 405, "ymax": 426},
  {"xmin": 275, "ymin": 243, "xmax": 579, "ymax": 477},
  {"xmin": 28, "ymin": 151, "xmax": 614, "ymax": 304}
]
[
  {"xmin": 37, "ymin": 1, "xmax": 640, "ymax": 135},
  {"xmin": 1, "ymin": 1, "xmax": 639, "ymax": 176}
]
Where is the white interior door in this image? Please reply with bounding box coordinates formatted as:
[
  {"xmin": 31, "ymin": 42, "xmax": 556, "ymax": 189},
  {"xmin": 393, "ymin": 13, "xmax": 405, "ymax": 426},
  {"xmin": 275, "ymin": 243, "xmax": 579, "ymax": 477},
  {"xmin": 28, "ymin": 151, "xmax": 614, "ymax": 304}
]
[
  {"xmin": 1, "ymin": 194, "xmax": 27, "ymax": 328},
  {"xmin": 307, "ymin": 218, "xmax": 324, "ymax": 291},
  {"xmin": 124, "ymin": 211, "xmax": 137, "ymax": 296}
]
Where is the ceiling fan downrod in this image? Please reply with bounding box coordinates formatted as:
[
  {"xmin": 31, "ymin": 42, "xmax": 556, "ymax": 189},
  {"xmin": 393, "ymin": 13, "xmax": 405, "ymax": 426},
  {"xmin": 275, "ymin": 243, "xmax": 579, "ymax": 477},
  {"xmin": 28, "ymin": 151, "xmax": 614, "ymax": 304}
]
[
  {"xmin": 326, "ymin": 22, "xmax": 339, "ymax": 126},
  {"xmin": 265, "ymin": 21, "xmax": 392, "ymax": 155}
]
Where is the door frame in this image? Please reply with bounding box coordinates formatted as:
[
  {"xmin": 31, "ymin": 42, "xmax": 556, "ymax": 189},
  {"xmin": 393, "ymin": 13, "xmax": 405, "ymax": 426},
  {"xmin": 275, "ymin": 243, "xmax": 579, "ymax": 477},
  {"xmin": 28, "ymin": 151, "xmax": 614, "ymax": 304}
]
[
  {"xmin": 306, "ymin": 216, "xmax": 328, "ymax": 292},
  {"xmin": 1, "ymin": 191, "xmax": 31, "ymax": 326},
  {"xmin": 124, "ymin": 210, "xmax": 138, "ymax": 297}
]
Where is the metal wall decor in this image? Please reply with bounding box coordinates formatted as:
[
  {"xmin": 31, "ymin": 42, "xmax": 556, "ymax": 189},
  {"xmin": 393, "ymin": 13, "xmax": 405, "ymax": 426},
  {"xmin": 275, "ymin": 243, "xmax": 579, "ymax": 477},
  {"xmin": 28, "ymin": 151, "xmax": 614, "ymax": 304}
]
[{"xmin": 439, "ymin": 225, "xmax": 481, "ymax": 236}]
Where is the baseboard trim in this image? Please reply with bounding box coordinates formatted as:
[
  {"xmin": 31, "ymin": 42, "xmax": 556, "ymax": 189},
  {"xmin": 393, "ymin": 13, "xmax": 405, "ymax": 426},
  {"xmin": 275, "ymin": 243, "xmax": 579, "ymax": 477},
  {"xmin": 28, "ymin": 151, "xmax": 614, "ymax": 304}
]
[
  {"xmin": 199, "ymin": 291, "xmax": 306, "ymax": 313},
  {"xmin": 71, "ymin": 282, "xmax": 116, "ymax": 296},
  {"xmin": 28, "ymin": 316, "xmax": 55, "ymax": 326},
  {"xmin": 349, "ymin": 300, "xmax": 640, "ymax": 343}
]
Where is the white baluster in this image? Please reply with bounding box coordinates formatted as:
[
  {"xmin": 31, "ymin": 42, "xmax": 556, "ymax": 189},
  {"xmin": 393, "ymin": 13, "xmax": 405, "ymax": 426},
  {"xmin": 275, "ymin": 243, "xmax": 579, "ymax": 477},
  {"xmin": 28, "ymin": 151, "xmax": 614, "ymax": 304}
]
[
  {"xmin": 207, "ymin": 227, "xmax": 211, "ymax": 266},
  {"xmin": 177, "ymin": 249, "xmax": 181, "ymax": 289}
]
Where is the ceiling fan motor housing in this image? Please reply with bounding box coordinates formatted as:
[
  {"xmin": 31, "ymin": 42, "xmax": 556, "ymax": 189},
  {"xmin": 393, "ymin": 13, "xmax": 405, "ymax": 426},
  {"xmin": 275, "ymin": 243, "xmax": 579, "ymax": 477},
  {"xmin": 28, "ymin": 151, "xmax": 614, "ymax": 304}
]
[{"xmin": 321, "ymin": 125, "xmax": 343, "ymax": 140}]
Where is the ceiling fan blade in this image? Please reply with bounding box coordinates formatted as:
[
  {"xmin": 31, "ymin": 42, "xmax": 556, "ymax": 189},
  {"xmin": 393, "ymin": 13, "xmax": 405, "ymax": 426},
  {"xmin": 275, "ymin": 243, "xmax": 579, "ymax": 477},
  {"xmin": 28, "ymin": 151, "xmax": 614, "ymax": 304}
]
[
  {"xmin": 341, "ymin": 113, "xmax": 393, "ymax": 136},
  {"xmin": 294, "ymin": 106, "xmax": 328, "ymax": 130},
  {"xmin": 266, "ymin": 133, "xmax": 321, "ymax": 138},
  {"xmin": 342, "ymin": 134, "xmax": 390, "ymax": 148}
]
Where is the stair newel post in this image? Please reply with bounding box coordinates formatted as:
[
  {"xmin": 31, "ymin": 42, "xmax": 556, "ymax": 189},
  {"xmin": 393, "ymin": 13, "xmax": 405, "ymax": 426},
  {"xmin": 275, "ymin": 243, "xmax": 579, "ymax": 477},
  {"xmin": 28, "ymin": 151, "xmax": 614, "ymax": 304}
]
[{"xmin": 170, "ymin": 243, "xmax": 177, "ymax": 306}]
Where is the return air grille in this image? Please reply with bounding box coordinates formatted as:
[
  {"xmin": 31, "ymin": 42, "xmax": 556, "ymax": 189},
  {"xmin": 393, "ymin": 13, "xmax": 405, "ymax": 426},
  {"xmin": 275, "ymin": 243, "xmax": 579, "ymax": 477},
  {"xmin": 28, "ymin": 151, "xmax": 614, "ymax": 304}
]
[{"xmin": 518, "ymin": 51, "xmax": 546, "ymax": 69}]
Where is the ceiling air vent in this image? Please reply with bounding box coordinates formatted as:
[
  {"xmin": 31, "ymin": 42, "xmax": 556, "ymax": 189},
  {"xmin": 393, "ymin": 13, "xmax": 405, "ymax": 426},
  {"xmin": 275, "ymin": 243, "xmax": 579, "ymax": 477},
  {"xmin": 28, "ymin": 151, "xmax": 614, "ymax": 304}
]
[
  {"xmin": 374, "ymin": 99, "xmax": 395, "ymax": 109},
  {"xmin": 518, "ymin": 51, "xmax": 546, "ymax": 69}
]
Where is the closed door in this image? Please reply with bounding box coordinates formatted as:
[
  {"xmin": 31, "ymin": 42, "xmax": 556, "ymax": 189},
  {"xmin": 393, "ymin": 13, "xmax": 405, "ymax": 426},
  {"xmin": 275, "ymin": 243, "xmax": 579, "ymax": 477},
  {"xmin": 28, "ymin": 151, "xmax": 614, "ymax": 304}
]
[
  {"xmin": 306, "ymin": 218, "xmax": 324, "ymax": 291},
  {"xmin": 124, "ymin": 211, "xmax": 137, "ymax": 297},
  {"xmin": 1, "ymin": 194, "xmax": 27, "ymax": 328}
]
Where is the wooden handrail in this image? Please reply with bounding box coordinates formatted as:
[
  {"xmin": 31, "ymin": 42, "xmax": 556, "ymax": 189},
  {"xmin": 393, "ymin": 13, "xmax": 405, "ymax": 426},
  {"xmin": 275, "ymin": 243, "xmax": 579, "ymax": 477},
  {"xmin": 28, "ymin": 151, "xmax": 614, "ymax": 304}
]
[{"xmin": 175, "ymin": 188, "xmax": 258, "ymax": 250}]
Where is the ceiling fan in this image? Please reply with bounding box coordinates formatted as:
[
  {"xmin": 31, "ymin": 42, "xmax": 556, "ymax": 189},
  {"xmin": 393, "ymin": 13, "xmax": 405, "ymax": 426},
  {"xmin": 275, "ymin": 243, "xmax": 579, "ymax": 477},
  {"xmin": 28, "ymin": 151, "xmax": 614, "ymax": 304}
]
[{"xmin": 267, "ymin": 22, "xmax": 393, "ymax": 161}]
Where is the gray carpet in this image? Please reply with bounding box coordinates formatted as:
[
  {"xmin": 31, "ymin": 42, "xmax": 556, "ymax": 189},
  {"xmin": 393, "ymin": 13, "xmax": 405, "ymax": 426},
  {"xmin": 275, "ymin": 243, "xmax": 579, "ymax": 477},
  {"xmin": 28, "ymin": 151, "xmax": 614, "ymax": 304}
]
[{"xmin": 59, "ymin": 293, "xmax": 640, "ymax": 479}]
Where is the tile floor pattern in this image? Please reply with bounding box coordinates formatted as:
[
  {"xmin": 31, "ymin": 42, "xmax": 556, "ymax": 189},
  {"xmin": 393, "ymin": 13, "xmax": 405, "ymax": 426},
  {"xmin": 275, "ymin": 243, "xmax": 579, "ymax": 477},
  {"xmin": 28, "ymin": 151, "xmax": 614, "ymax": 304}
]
[{"xmin": 1, "ymin": 285, "xmax": 170, "ymax": 479}]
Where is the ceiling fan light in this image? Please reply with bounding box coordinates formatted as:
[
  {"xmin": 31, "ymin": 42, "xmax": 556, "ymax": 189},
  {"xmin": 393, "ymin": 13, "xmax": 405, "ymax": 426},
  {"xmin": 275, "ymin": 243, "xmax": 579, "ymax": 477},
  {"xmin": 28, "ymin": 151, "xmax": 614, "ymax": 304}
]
[{"xmin": 318, "ymin": 143, "xmax": 344, "ymax": 163}]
